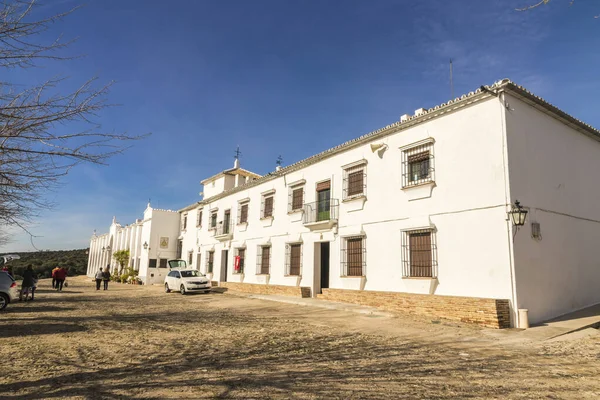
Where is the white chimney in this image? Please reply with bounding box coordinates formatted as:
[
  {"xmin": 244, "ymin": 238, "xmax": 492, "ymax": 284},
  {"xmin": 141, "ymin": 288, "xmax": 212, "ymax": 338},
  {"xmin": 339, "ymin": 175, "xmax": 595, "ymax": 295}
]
[
  {"xmin": 275, "ymin": 166, "xmax": 282, "ymax": 172},
  {"xmin": 400, "ymin": 114, "xmax": 410, "ymax": 122},
  {"xmin": 414, "ymin": 108, "xmax": 426, "ymax": 116},
  {"xmin": 233, "ymin": 158, "xmax": 240, "ymax": 169}
]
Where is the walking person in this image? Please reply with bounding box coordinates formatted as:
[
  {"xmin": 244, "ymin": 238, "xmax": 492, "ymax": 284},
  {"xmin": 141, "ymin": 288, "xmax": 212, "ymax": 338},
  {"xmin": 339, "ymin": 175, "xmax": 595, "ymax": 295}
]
[
  {"xmin": 102, "ymin": 266, "xmax": 111, "ymax": 290},
  {"xmin": 51, "ymin": 266, "xmax": 59, "ymax": 289},
  {"xmin": 19, "ymin": 265, "xmax": 35, "ymax": 301},
  {"xmin": 54, "ymin": 266, "xmax": 67, "ymax": 292},
  {"xmin": 95, "ymin": 268, "xmax": 104, "ymax": 290}
]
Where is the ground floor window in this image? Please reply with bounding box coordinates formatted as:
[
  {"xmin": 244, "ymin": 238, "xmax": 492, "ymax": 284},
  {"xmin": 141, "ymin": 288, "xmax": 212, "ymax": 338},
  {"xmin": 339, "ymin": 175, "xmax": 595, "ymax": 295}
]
[
  {"xmin": 196, "ymin": 253, "xmax": 202, "ymax": 271},
  {"xmin": 188, "ymin": 251, "xmax": 193, "ymax": 266},
  {"xmin": 256, "ymin": 245, "xmax": 271, "ymax": 275},
  {"xmin": 159, "ymin": 258, "xmax": 168, "ymax": 268},
  {"xmin": 234, "ymin": 248, "xmax": 245, "ymax": 274},
  {"xmin": 285, "ymin": 243, "xmax": 302, "ymax": 276},
  {"xmin": 206, "ymin": 251, "xmax": 214, "ymax": 273},
  {"xmin": 149, "ymin": 258, "xmax": 157, "ymax": 269},
  {"xmin": 401, "ymin": 229, "xmax": 437, "ymax": 278},
  {"xmin": 341, "ymin": 236, "xmax": 366, "ymax": 276}
]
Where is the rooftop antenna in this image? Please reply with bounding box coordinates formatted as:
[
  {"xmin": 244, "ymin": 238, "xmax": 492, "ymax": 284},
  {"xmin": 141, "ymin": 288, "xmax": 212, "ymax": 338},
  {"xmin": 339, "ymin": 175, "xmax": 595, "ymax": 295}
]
[
  {"xmin": 449, "ymin": 58, "xmax": 454, "ymax": 100},
  {"xmin": 276, "ymin": 155, "xmax": 283, "ymax": 166}
]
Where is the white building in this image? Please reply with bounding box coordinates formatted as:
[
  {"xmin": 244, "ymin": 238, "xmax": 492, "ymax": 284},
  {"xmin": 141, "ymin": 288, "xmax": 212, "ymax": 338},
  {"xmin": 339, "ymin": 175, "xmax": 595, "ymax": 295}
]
[{"xmin": 88, "ymin": 79, "xmax": 600, "ymax": 328}]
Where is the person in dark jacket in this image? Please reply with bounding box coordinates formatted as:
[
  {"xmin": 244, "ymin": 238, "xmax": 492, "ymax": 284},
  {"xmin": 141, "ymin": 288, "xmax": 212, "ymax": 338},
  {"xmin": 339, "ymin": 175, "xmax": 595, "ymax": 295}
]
[
  {"xmin": 95, "ymin": 268, "xmax": 104, "ymax": 290},
  {"xmin": 19, "ymin": 265, "xmax": 35, "ymax": 301},
  {"xmin": 54, "ymin": 266, "xmax": 67, "ymax": 291},
  {"xmin": 102, "ymin": 266, "xmax": 111, "ymax": 290}
]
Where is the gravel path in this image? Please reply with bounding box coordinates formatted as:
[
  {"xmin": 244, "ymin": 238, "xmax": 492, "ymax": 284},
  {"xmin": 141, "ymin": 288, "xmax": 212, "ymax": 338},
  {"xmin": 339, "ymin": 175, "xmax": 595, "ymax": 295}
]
[{"xmin": 0, "ymin": 277, "xmax": 598, "ymax": 399}]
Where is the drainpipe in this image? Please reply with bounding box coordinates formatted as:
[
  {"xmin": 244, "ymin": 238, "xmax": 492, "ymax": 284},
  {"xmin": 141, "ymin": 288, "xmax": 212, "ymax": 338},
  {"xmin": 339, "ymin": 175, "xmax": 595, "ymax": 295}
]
[{"xmin": 499, "ymin": 90, "xmax": 520, "ymax": 328}]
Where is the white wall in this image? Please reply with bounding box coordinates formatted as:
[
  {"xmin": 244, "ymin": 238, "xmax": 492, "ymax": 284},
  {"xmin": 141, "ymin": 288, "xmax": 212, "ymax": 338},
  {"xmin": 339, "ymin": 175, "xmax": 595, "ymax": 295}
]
[
  {"xmin": 181, "ymin": 96, "xmax": 515, "ymax": 304},
  {"xmin": 506, "ymin": 93, "xmax": 600, "ymax": 323}
]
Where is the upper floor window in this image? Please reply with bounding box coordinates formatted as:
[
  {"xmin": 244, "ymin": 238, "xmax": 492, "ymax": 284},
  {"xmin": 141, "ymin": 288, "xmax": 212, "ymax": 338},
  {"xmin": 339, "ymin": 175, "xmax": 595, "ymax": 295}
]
[
  {"xmin": 262, "ymin": 192, "xmax": 274, "ymax": 218},
  {"xmin": 401, "ymin": 141, "xmax": 434, "ymax": 187},
  {"xmin": 197, "ymin": 210, "xmax": 203, "ymax": 227},
  {"xmin": 343, "ymin": 161, "xmax": 367, "ymax": 200},
  {"xmin": 210, "ymin": 210, "xmax": 218, "ymax": 229},
  {"xmin": 182, "ymin": 214, "xmax": 188, "ymax": 230},
  {"xmin": 341, "ymin": 236, "xmax": 366, "ymax": 276},
  {"xmin": 289, "ymin": 185, "xmax": 304, "ymax": 212},
  {"xmin": 238, "ymin": 201, "xmax": 249, "ymax": 224},
  {"xmin": 401, "ymin": 229, "xmax": 437, "ymax": 278}
]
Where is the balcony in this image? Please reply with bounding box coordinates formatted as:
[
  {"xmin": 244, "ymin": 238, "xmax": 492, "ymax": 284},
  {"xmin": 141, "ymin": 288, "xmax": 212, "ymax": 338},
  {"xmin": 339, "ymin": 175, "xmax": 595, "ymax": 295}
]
[
  {"xmin": 302, "ymin": 199, "xmax": 339, "ymax": 230},
  {"xmin": 214, "ymin": 221, "xmax": 233, "ymax": 241}
]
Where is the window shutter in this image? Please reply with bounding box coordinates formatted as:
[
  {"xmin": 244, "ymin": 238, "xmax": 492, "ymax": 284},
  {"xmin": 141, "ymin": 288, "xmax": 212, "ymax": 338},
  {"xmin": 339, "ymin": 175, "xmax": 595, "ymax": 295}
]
[
  {"xmin": 316, "ymin": 180, "xmax": 331, "ymax": 191},
  {"xmin": 264, "ymin": 196, "xmax": 274, "ymax": 217},
  {"xmin": 409, "ymin": 232, "xmax": 432, "ymax": 277},
  {"xmin": 240, "ymin": 204, "xmax": 248, "ymax": 223},
  {"xmin": 292, "ymin": 188, "xmax": 303, "ymax": 210},
  {"xmin": 347, "ymin": 171, "xmax": 363, "ymax": 196},
  {"xmin": 261, "ymin": 247, "xmax": 270, "ymax": 274},
  {"xmin": 408, "ymin": 151, "xmax": 429, "ymax": 163},
  {"xmin": 290, "ymin": 244, "xmax": 301, "ymax": 275}
]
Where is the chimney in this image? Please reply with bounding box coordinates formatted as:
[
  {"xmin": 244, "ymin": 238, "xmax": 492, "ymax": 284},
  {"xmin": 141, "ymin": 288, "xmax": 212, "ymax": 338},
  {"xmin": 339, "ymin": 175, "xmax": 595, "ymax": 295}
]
[
  {"xmin": 275, "ymin": 166, "xmax": 282, "ymax": 172},
  {"xmin": 233, "ymin": 158, "xmax": 240, "ymax": 169},
  {"xmin": 400, "ymin": 114, "xmax": 410, "ymax": 122},
  {"xmin": 414, "ymin": 108, "xmax": 426, "ymax": 116}
]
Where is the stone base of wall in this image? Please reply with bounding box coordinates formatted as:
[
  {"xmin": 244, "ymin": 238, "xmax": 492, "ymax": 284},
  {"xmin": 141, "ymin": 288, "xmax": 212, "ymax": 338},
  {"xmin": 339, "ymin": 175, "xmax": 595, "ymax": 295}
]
[
  {"xmin": 219, "ymin": 282, "xmax": 311, "ymax": 298},
  {"xmin": 319, "ymin": 288, "xmax": 511, "ymax": 329}
]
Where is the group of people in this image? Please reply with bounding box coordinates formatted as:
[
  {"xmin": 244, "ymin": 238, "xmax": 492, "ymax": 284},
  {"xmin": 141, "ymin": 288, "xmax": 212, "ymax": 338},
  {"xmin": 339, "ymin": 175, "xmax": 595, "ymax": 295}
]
[
  {"xmin": 94, "ymin": 266, "xmax": 111, "ymax": 290},
  {"xmin": 51, "ymin": 266, "xmax": 68, "ymax": 291}
]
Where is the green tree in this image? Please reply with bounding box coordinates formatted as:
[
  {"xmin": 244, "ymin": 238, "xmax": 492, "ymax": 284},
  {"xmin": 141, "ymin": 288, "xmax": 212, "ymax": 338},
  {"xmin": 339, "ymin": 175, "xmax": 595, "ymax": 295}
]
[{"xmin": 112, "ymin": 249, "xmax": 130, "ymax": 276}]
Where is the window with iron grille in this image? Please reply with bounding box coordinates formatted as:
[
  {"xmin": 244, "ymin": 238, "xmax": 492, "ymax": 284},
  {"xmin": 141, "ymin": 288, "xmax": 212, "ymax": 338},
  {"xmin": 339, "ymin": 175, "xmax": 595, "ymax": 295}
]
[
  {"xmin": 149, "ymin": 258, "xmax": 157, "ymax": 269},
  {"xmin": 262, "ymin": 195, "xmax": 274, "ymax": 218},
  {"xmin": 238, "ymin": 202, "xmax": 249, "ymax": 224},
  {"xmin": 206, "ymin": 251, "xmax": 214, "ymax": 273},
  {"xmin": 401, "ymin": 229, "xmax": 437, "ymax": 278},
  {"xmin": 341, "ymin": 236, "xmax": 366, "ymax": 276},
  {"xmin": 343, "ymin": 163, "xmax": 367, "ymax": 199},
  {"xmin": 402, "ymin": 142, "xmax": 434, "ymax": 187},
  {"xmin": 196, "ymin": 253, "xmax": 202, "ymax": 271},
  {"xmin": 197, "ymin": 210, "xmax": 203, "ymax": 227},
  {"xmin": 210, "ymin": 211, "xmax": 217, "ymax": 229},
  {"xmin": 288, "ymin": 186, "xmax": 304, "ymax": 212},
  {"xmin": 182, "ymin": 214, "xmax": 188, "ymax": 230},
  {"xmin": 136, "ymin": 258, "xmax": 140, "ymax": 270},
  {"xmin": 234, "ymin": 248, "xmax": 245, "ymax": 274},
  {"xmin": 159, "ymin": 258, "xmax": 168, "ymax": 268},
  {"xmin": 188, "ymin": 251, "xmax": 193, "ymax": 266},
  {"xmin": 285, "ymin": 243, "xmax": 302, "ymax": 276},
  {"xmin": 256, "ymin": 245, "xmax": 271, "ymax": 275}
]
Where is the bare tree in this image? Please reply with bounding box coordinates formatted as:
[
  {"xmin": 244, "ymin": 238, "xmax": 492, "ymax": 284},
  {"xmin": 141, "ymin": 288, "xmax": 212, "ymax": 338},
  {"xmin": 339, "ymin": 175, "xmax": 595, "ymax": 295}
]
[
  {"xmin": 0, "ymin": 1, "xmax": 146, "ymax": 245},
  {"xmin": 516, "ymin": 0, "xmax": 599, "ymax": 18}
]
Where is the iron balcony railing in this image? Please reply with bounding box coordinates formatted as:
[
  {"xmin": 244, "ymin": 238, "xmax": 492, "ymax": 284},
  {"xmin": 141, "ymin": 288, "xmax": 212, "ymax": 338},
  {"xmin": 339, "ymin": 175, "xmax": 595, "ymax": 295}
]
[
  {"xmin": 215, "ymin": 220, "xmax": 233, "ymax": 236},
  {"xmin": 302, "ymin": 199, "xmax": 339, "ymax": 224}
]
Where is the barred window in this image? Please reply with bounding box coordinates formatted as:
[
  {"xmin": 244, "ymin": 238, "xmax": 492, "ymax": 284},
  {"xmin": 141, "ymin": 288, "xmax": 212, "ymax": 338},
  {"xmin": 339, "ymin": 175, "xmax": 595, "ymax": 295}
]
[
  {"xmin": 149, "ymin": 259, "xmax": 157, "ymax": 269},
  {"xmin": 238, "ymin": 202, "xmax": 249, "ymax": 224},
  {"xmin": 159, "ymin": 258, "xmax": 168, "ymax": 268},
  {"xmin": 343, "ymin": 163, "xmax": 366, "ymax": 199},
  {"xmin": 188, "ymin": 251, "xmax": 193, "ymax": 266},
  {"xmin": 256, "ymin": 245, "xmax": 271, "ymax": 275},
  {"xmin": 262, "ymin": 195, "xmax": 274, "ymax": 218},
  {"xmin": 197, "ymin": 210, "xmax": 203, "ymax": 227},
  {"xmin": 289, "ymin": 186, "xmax": 304, "ymax": 211},
  {"xmin": 182, "ymin": 214, "xmax": 188, "ymax": 230},
  {"xmin": 402, "ymin": 142, "xmax": 434, "ymax": 187},
  {"xmin": 234, "ymin": 248, "xmax": 245, "ymax": 274},
  {"xmin": 401, "ymin": 229, "xmax": 437, "ymax": 278},
  {"xmin": 136, "ymin": 258, "xmax": 140, "ymax": 270},
  {"xmin": 196, "ymin": 253, "xmax": 202, "ymax": 271},
  {"xmin": 206, "ymin": 251, "xmax": 214, "ymax": 273},
  {"xmin": 341, "ymin": 236, "xmax": 366, "ymax": 276},
  {"xmin": 285, "ymin": 243, "xmax": 302, "ymax": 276},
  {"xmin": 210, "ymin": 211, "xmax": 217, "ymax": 229}
]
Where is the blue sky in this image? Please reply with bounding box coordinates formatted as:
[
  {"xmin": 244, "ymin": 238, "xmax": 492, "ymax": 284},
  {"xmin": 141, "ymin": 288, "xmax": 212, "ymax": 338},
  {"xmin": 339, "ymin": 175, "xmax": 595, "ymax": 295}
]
[{"xmin": 2, "ymin": 0, "xmax": 599, "ymax": 252}]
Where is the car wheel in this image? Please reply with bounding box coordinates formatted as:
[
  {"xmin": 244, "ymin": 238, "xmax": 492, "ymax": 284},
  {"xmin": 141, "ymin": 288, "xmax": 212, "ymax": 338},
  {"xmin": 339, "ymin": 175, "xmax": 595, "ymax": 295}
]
[
  {"xmin": 164, "ymin": 283, "xmax": 171, "ymax": 293},
  {"xmin": 0, "ymin": 293, "xmax": 8, "ymax": 310},
  {"xmin": 180, "ymin": 285, "xmax": 186, "ymax": 295}
]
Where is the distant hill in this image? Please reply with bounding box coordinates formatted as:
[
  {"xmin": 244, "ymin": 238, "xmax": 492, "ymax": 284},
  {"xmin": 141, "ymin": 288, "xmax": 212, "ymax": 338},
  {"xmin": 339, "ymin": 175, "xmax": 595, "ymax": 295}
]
[{"xmin": 0, "ymin": 249, "xmax": 89, "ymax": 280}]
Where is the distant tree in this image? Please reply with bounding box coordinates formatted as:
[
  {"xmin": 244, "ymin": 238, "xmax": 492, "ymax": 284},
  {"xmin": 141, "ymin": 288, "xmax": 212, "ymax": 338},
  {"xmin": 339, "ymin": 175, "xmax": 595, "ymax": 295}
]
[
  {"xmin": 0, "ymin": 1, "xmax": 147, "ymax": 246},
  {"xmin": 112, "ymin": 249, "xmax": 130, "ymax": 275},
  {"xmin": 516, "ymin": 0, "xmax": 599, "ymax": 18}
]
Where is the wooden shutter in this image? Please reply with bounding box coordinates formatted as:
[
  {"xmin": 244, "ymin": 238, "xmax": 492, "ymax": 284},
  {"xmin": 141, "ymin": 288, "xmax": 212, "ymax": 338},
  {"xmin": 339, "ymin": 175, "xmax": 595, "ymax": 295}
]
[
  {"xmin": 240, "ymin": 204, "xmax": 248, "ymax": 223},
  {"xmin": 290, "ymin": 244, "xmax": 301, "ymax": 276},
  {"xmin": 347, "ymin": 171, "xmax": 364, "ymax": 197},
  {"xmin": 347, "ymin": 238, "xmax": 363, "ymax": 276},
  {"xmin": 261, "ymin": 246, "xmax": 270, "ymax": 274},
  {"xmin": 238, "ymin": 248, "xmax": 245, "ymax": 270},
  {"xmin": 292, "ymin": 188, "xmax": 303, "ymax": 210},
  {"xmin": 409, "ymin": 232, "xmax": 432, "ymax": 277},
  {"xmin": 316, "ymin": 180, "xmax": 331, "ymax": 191},
  {"xmin": 408, "ymin": 151, "xmax": 429, "ymax": 163},
  {"xmin": 197, "ymin": 211, "xmax": 203, "ymax": 226},
  {"xmin": 264, "ymin": 196, "xmax": 274, "ymax": 217}
]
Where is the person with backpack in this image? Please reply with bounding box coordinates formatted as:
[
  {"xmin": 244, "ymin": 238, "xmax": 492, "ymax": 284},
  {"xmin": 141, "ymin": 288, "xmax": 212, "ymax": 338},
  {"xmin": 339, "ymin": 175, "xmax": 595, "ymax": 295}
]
[
  {"xmin": 54, "ymin": 266, "xmax": 67, "ymax": 291},
  {"xmin": 102, "ymin": 266, "xmax": 111, "ymax": 290},
  {"xmin": 95, "ymin": 268, "xmax": 104, "ymax": 290}
]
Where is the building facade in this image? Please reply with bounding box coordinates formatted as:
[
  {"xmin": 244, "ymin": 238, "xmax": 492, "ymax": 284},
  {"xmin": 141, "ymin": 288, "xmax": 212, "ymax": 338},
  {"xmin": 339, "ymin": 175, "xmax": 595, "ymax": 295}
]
[{"xmin": 88, "ymin": 79, "xmax": 600, "ymax": 328}]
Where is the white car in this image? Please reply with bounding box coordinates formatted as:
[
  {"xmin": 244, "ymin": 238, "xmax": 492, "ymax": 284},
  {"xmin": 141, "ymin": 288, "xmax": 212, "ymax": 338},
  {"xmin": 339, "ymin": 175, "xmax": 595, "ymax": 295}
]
[
  {"xmin": 164, "ymin": 269, "xmax": 211, "ymax": 295},
  {"xmin": 0, "ymin": 271, "xmax": 18, "ymax": 310}
]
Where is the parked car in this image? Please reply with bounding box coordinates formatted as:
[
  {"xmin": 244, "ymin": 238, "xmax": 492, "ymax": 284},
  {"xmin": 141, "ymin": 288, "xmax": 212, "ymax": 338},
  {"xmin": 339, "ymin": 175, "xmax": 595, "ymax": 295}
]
[
  {"xmin": 0, "ymin": 271, "xmax": 18, "ymax": 310},
  {"xmin": 164, "ymin": 269, "xmax": 211, "ymax": 295}
]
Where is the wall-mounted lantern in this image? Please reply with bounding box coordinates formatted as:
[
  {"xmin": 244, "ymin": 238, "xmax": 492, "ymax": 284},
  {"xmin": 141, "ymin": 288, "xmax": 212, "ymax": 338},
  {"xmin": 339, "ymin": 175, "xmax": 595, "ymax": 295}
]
[
  {"xmin": 143, "ymin": 242, "xmax": 149, "ymax": 250},
  {"xmin": 105, "ymin": 245, "xmax": 111, "ymax": 252},
  {"xmin": 508, "ymin": 200, "xmax": 528, "ymax": 227},
  {"xmin": 102, "ymin": 246, "xmax": 105, "ymax": 252}
]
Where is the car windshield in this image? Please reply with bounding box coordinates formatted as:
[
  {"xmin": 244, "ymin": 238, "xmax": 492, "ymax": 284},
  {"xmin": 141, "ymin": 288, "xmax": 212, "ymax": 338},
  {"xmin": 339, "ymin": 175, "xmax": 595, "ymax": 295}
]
[{"xmin": 180, "ymin": 270, "xmax": 203, "ymax": 278}]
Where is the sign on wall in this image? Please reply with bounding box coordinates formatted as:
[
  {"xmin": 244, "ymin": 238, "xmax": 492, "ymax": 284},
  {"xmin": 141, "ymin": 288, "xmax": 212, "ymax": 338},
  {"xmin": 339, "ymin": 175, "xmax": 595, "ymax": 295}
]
[{"xmin": 160, "ymin": 237, "xmax": 169, "ymax": 249}]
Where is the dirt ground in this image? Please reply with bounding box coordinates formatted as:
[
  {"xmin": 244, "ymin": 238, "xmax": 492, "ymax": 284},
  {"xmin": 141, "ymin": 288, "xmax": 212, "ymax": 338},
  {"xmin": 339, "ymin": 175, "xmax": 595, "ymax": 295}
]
[{"xmin": 0, "ymin": 277, "xmax": 599, "ymax": 399}]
